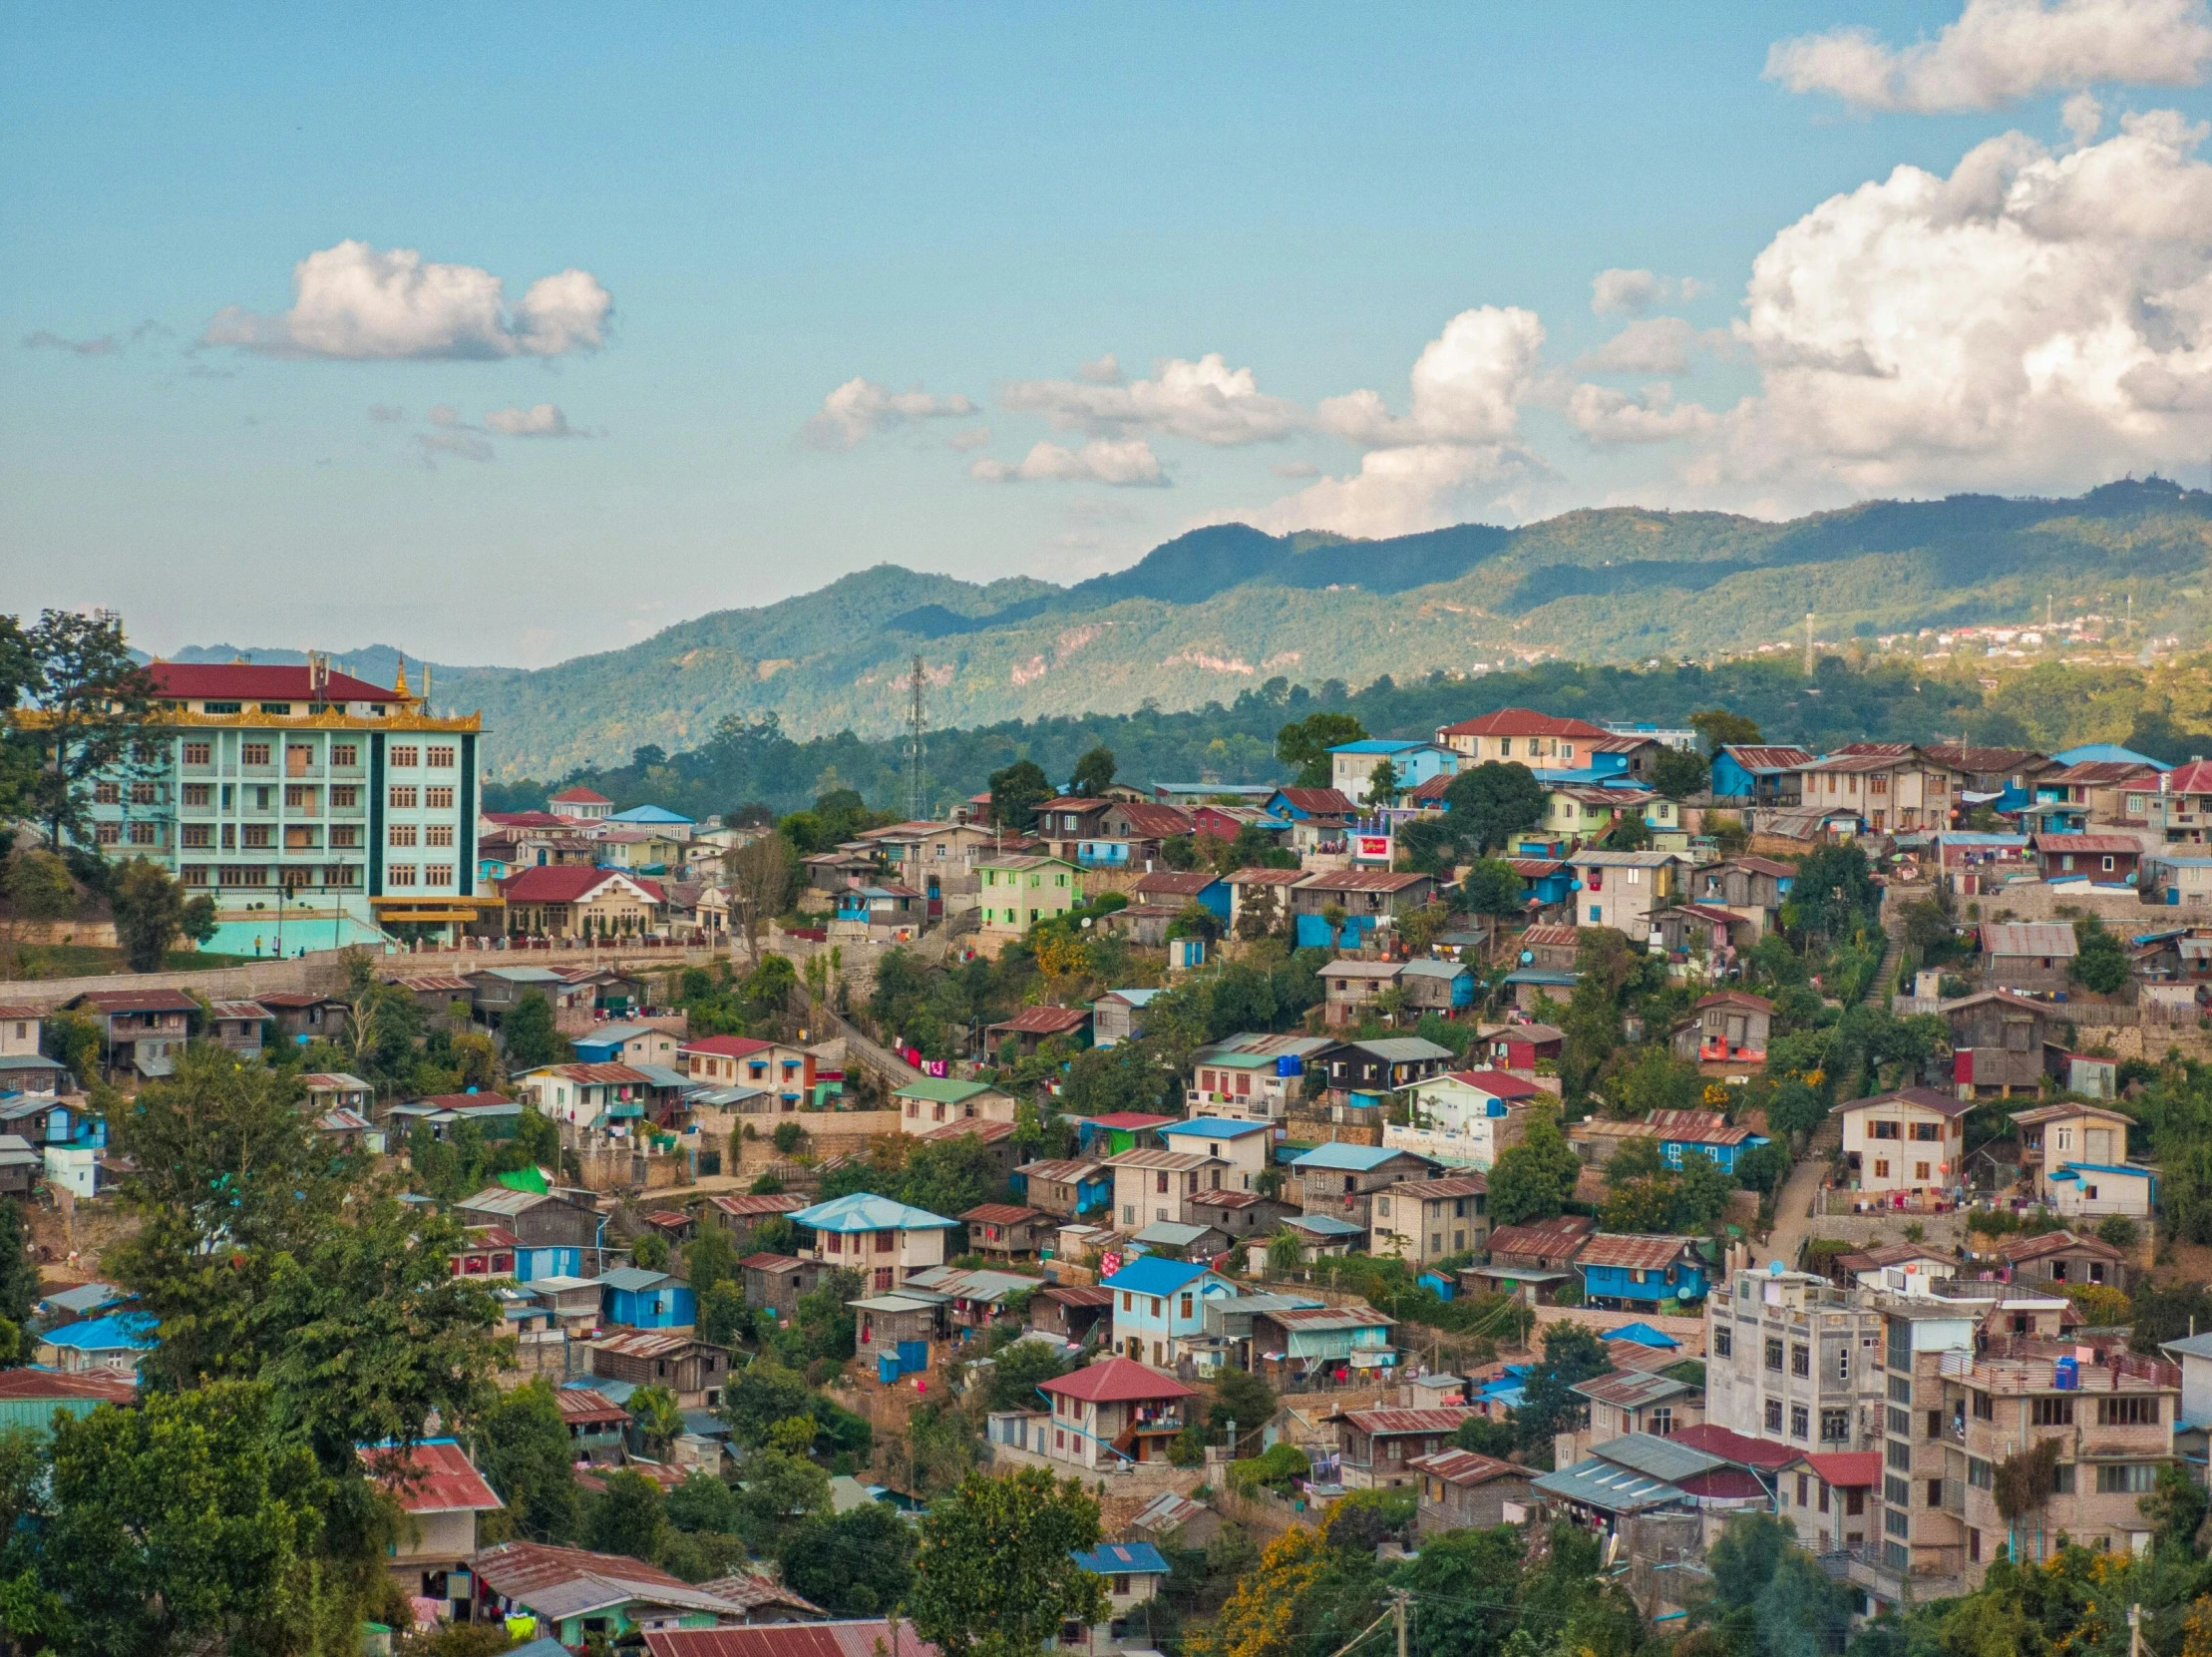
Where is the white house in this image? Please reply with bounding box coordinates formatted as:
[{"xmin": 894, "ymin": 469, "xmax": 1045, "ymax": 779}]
[
  {"xmin": 1386, "ymin": 1068, "xmax": 1542, "ymax": 1170},
  {"xmin": 1158, "ymin": 1117, "xmax": 1273, "ymax": 1189},
  {"xmin": 1833, "ymin": 1087, "xmax": 1972, "ymax": 1199},
  {"xmin": 787, "ymin": 1191, "xmax": 962, "ymax": 1294}
]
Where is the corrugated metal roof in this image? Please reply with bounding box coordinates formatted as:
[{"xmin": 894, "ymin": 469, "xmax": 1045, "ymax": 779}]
[
  {"xmin": 1576, "ymin": 1233, "xmax": 1696, "ymax": 1271},
  {"xmin": 1338, "ymin": 1407, "xmax": 1471, "ymax": 1436},
  {"xmin": 1405, "ymin": 1449, "xmax": 1525, "ymax": 1485},
  {"xmin": 1532, "ymin": 1456, "xmax": 1688, "ymax": 1513},
  {"xmin": 641, "ymin": 1621, "xmax": 939, "ymax": 1657},
  {"xmin": 364, "ymin": 1438, "xmax": 504, "ymax": 1514},
  {"xmin": 1982, "ymin": 922, "xmax": 2078, "ymax": 957},
  {"xmin": 1591, "ymin": 1431, "xmax": 1727, "ymax": 1483}
]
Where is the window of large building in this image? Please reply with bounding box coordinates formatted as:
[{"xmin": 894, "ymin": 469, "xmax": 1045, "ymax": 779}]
[
  {"xmin": 284, "ymin": 785, "xmax": 317, "ymax": 810},
  {"xmin": 1821, "ymin": 1409, "xmax": 1850, "ymax": 1444},
  {"xmin": 1791, "ymin": 1344, "xmax": 1810, "ymax": 1377},
  {"xmin": 96, "ymin": 781, "xmax": 119, "ymax": 804},
  {"xmin": 184, "ymin": 784, "xmax": 210, "ymax": 807},
  {"xmin": 2095, "ymin": 1462, "xmax": 2158, "ymax": 1493},
  {"xmin": 242, "ymin": 825, "xmax": 271, "ymax": 848},
  {"xmin": 330, "ymin": 826, "xmax": 360, "ymax": 849},
  {"xmin": 390, "ymin": 786, "xmax": 418, "ymax": 809},
  {"xmin": 390, "ymin": 746, "xmax": 419, "ymax": 767},
  {"xmin": 389, "ymin": 824, "xmax": 418, "ymax": 847},
  {"xmin": 425, "ymin": 786, "xmax": 455, "ymax": 810},
  {"xmin": 2030, "ymin": 1397, "xmax": 2074, "ymax": 1427},
  {"xmin": 182, "ymin": 825, "xmax": 211, "ymax": 848},
  {"xmin": 388, "ymin": 865, "xmax": 418, "ymax": 887},
  {"xmin": 1714, "ymin": 1327, "xmax": 1732, "ymax": 1358},
  {"xmin": 1765, "ymin": 1400, "xmax": 1783, "ymax": 1432},
  {"xmin": 424, "ymin": 864, "xmax": 454, "ymax": 886},
  {"xmin": 427, "ymin": 745, "xmax": 456, "ymax": 767},
  {"xmin": 1766, "ymin": 1339, "xmax": 1784, "ymax": 1373},
  {"xmin": 331, "ymin": 786, "xmax": 359, "ymax": 808},
  {"xmin": 130, "ymin": 782, "xmax": 156, "ymax": 805},
  {"xmin": 95, "ymin": 823, "xmax": 119, "ymax": 845},
  {"xmin": 1791, "ymin": 1405, "xmax": 1809, "ymax": 1440},
  {"xmin": 184, "ymin": 742, "xmax": 211, "ymax": 766},
  {"xmin": 332, "ymin": 743, "xmax": 358, "ymax": 767},
  {"xmin": 181, "ymin": 865, "xmax": 209, "ymax": 887},
  {"xmin": 258, "ymin": 702, "xmax": 291, "ymax": 715},
  {"xmin": 425, "ymin": 823, "xmax": 455, "ymax": 847},
  {"xmin": 242, "ymin": 743, "xmax": 271, "ymax": 766},
  {"xmin": 2097, "ymin": 1397, "xmax": 2160, "ymax": 1427}
]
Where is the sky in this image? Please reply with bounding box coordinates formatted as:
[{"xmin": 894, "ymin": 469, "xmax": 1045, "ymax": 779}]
[{"xmin": 4, "ymin": 0, "xmax": 2212, "ymax": 667}]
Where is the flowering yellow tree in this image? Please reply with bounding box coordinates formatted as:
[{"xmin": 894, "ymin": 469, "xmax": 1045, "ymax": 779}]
[{"xmin": 1184, "ymin": 1525, "xmax": 1327, "ymax": 1657}]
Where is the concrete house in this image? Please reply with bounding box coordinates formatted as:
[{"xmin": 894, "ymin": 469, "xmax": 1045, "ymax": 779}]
[
  {"xmin": 1409, "ymin": 1449, "xmax": 1538, "ymax": 1536},
  {"xmin": 1565, "ymin": 849, "xmax": 1676, "ymax": 938},
  {"xmin": 1289, "ymin": 1142, "xmax": 1442, "ymax": 1230},
  {"xmin": 786, "ymin": 1192, "xmax": 962, "ymax": 1293},
  {"xmin": 1368, "ymin": 1174, "xmax": 1490, "ymax": 1265},
  {"xmin": 1102, "ymin": 1256, "xmax": 1240, "ymax": 1369},
  {"xmin": 1037, "ymin": 1356, "xmax": 1198, "ymax": 1470},
  {"xmin": 1834, "ymin": 1087, "xmax": 1973, "ymax": 1199},
  {"xmin": 1387, "ymin": 1067, "xmax": 1540, "ymax": 1170},
  {"xmin": 1321, "ymin": 959, "xmax": 1402, "ymax": 1029},
  {"xmin": 1158, "ymin": 1117, "xmax": 1273, "ymax": 1189},
  {"xmin": 1673, "ymin": 991, "xmax": 1774, "ymax": 1066},
  {"xmin": 896, "ymin": 1077, "xmax": 1018, "ymax": 1136},
  {"xmin": 1105, "ymin": 1148, "xmax": 1232, "ymax": 1231}
]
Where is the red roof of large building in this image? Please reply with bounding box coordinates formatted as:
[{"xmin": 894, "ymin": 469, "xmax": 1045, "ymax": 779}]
[
  {"xmin": 642, "ymin": 1623, "xmax": 938, "ymax": 1657},
  {"xmin": 501, "ymin": 866, "xmax": 666, "ymax": 904},
  {"xmin": 1667, "ymin": 1423, "xmax": 1798, "ymax": 1471},
  {"xmin": 2168, "ymin": 760, "xmax": 2212, "ymax": 795},
  {"xmin": 0, "ymin": 1367, "xmax": 137, "ymax": 1404},
  {"xmin": 1798, "ymin": 1450, "xmax": 1883, "ymax": 1487},
  {"xmin": 1040, "ymin": 1356, "xmax": 1198, "ymax": 1404},
  {"xmin": 144, "ymin": 661, "xmax": 403, "ymax": 703},
  {"xmin": 1435, "ymin": 708, "xmax": 1612, "ymax": 740},
  {"xmin": 551, "ymin": 785, "xmax": 614, "ymax": 804}
]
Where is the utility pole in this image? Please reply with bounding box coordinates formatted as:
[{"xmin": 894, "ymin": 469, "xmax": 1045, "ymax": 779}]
[
  {"xmin": 1804, "ymin": 612, "xmax": 1815, "ymax": 677},
  {"xmin": 2128, "ymin": 1603, "xmax": 2142, "ymax": 1657},
  {"xmin": 1390, "ymin": 1589, "xmax": 1409, "ymax": 1657}
]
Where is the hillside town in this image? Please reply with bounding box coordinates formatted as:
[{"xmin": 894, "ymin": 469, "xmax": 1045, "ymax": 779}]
[{"xmin": 6, "ymin": 642, "xmax": 2212, "ymax": 1657}]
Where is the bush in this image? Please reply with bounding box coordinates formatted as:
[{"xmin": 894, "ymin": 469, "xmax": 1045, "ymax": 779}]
[
  {"xmin": 2095, "ymin": 1214, "xmax": 2139, "ymax": 1250},
  {"xmin": 772, "ymin": 1120, "xmax": 806, "ymax": 1155},
  {"xmin": 1228, "ymin": 1443, "xmax": 1309, "ymax": 1492}
]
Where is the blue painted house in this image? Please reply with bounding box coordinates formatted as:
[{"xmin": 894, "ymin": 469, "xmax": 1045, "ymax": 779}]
[
  {"xmin": 1328, "ymin": 739, "xmax": 1457, "ymax": 800},
  {"xmin": 34, "ymin": 1309, "xmax": 158, "ymax": 1376},
  {"xmin": 1574, "ymin": 1234, "xmax": 1708, "ymax": 1310},
  {"xmin": 1509, "ymin": 857, "xmax": 1575, "ymax": 909},
  {"xmin": 597, "ymin": 1267, "xmax": 696, "ymax": 1330},
  {"xmin": 1650, "ymin": 1110, "xmax": 1770, "ymax": 1175},
  {"xmin": 1709, "ymin": 744, "xmax": 1816, "ymax": 805},
  {"xmin": 1010, "ymin": 1157, "xmax": 1113, "ymax": 1217},
  {"xmin": 516, "ymin": 1243, "xmax": 585, "ymax": 1282},
  {"xmin": 1102, "ymin": 1255, "xmax": 1240, "ymax": 1369},
  {"xmin": 0, "ymin": 1094, "xmax": 103, "ymax": 1151}
]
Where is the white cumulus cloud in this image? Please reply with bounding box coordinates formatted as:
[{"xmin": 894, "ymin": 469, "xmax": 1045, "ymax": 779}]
[
  {"xmin": 802, "ymin": 377, "xmax": 978, "ymax": 449},
  {"xmin": 1564, "ymin": 382, "xmax": 1719, "ymax": 445},
  {"xmin": 1000, "ymin": 353, "xmax": 1301, "ymax": 446},
  {"xmin": 202, "ymin": 240, "xmax": 612, "ymax": 360},
  {"xmin": 486, "ymin": 402, "xmax": 574, "ymax": 437},
  {"xmin": 1766, "ymin": 0, "xmax": 2212, "ymax": 113},
  {"xmin": 1589, "ymin": 269, "xmax": 1704, "ymax": 316},
  {"xmin": 969, "ymin": 438, "xmax": 1168, "ymax": 487},
  {"xmin": 1582, "ymin": 317, "xmax": 1703, "ymax": 374},
  {"xmin": 1248, "ymin": 444, "xmax": 1543, "ymax": 538},
  {"xmin": 1315, "ymin": 306, "xmax": 1547, "ymax": 449},
  {"xmin": 1691, "ymin": 109, "xmax": 2212, "ymax": 498}
]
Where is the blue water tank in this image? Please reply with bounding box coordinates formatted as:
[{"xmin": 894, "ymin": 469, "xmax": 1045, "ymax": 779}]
[
  {"xmin": 878, "ymin": 1353, "xmax": 902, "ymax": 1386},
  {"xmin": 2054, "ymin": 1355, "xmax": 2079, "ymax": 1391},
  {"xmin": 1277, "ymin": 1054, "xmax": 1303, "ymax": 1077}
]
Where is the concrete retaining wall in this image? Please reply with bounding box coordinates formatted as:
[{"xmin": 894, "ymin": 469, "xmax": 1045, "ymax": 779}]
[{"xmin": 0, "ymin": 951, "xmax": 354, "ymax": 1011}]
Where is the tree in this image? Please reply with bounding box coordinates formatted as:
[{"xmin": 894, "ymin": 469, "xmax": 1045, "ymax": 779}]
[
  {"xmin": 1275, "ymin": 712, "xmax": 1365, "ymax": 788},
  {"xmin": 685, "ymin": 1225, "xmax": 739, "ymax": 1298},
  {"xmin": 1689, "ymin": 708, "xmax": 1762, "ymax": 754},
  {"xmin": 1362, "ymin": 759, "xmax": 1401, "ymax": 808},
  {"xmin": 1453, "ymin": 1415, "xmax": 1518, "ymax": 1457},
  {"xmin": 631, "ymin": 1231, "xmax": 671, "ymax": 1272},
  {"xmin": 1210, "ymin": 1366, "xmax": 1276, "ymax": 1456},
  {"xmin": 732, "ymin": 1447, "xmax": 832, "ymax": 1552},
  {"xmin": 908, "ymin": 1465, "xmax": 1110, "ymax": 1657},
  {"xmin": 1671, "ymin": 1149, "xmax": 1734, "ymax": 1231},
  {"xmin": 476, "ymin": 1380, "xmax": 579, "ymax": 1543},
  {"xmin": 583, "ymin": 1468, "xmax": 667, "ymax": 1559},
  {"xmin": 16, "ymin": 609, "xmax": 159, "ymax": 850},
  {"xmin": 726, "ymin": 831, "xmax": 795, "ymax": 959},
  {"xmin": 45, "ymin": 1381, "xmax": 325, "ymax": 1657},
  {"xmin": 502, "ymin": 990, "xmax": 568, "ymax": 1068},
  {"xmin": 986, "ymin": 1339, "xmax": 1072, "ymax": 1412},
  {"xmin": 665, "ymin": 1469, "xmax": 740, "ymax": 1535},
  {"xmin": 724, "ymin": 1363, "xmax": 823, "ymax": 1447},
  {"xmin": 3, "ymin": 847, "xmax": 77, "ymax": 941},
  {"xmin": 0, "ymin": 1202, "xmax": 36, "ymax": 1333},
  {"xmin": 629, "ymin": 1385, "xmax": 685, "ymax": 1459},
  {"xmin": 1461, "ymin": 859, "xmax": 1525, "ymax": 920},
  {"xmin": 1443, "ymin": 762, "xmax": 1547, "ymax": 854},
  {"xmin": 1070, "ymin": 746, "xmax": 1117, "ymax": 798},
  {"xmin": 698, "ymin": 1282, "xmax": 748, "ymax": 1347},
  {"xmin": 1651, "ymin": 746, "xmax": 1710, "ymax": 800},
  {"xmin": 781, "ymin": 1501, "xmax": 920, "ymax": 1614},
  {"xmin": 987, "ymin": 760, "xmax": 1053, "ymax": 832},
  {"xmin": 1787, "ymin": 842, "xmax": 1879, "ymax": 944},
  {"xmin": 1515, "ymin": 1324, "xmax": 1612, "ymax": 1460},
  {"xmin": 109, "ymin": 858, "xmax": 215, "ymax": 973},
  {"xmin": 1184, "ymin": 1523, "xmax": 1329, "ymax": 1657},
  {"xmin": 2070, "ymin": 916, "xmax": 2130, "ymax": 995},
  {"xmin": 1488, "ymin": 1108, "xmax": 1579, "ymax": 1225}
]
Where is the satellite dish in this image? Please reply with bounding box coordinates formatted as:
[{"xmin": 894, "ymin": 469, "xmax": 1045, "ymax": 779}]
[{"xmin": 1519, "ymin": 951, "xmax": 1534, "ymax": 964}]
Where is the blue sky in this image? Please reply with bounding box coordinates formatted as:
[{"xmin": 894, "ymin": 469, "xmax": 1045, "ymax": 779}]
[{"xmin": 4, "ymin": 1, "xmax": 2211, "ymax": 665}]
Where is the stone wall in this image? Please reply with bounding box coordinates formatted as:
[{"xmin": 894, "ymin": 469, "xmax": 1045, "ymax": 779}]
[
  {"xmin": 1963, "ymin": 883, "xmax": 2163, "ymax": 927},
  {"xmin": 0, "ymin": 950, "xmax": 354, "ymax": 1011}
]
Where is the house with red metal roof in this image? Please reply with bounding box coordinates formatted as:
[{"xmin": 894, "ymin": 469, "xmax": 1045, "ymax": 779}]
[
  {"xmin": 1036, "ymin": 1356, "xmax": 1198, "ymax": 1471},
  {"xmin": 470, "ymin": 1539, "xmax": 764, "ymax": 1644},
  {"xmin": 959, "ymin": 1201, "xmax": 1054, "ymax": 1261},
  {"xmin": 365, "ymin": 1439, "xmax": 503, "ymax": 1614},
  {"xmin": 983, "ymin": 1004, "xmax": 1093, "ymax": 1056},
  {"xmin": 1331, "ymin": 1405, "xmax": 1477, "ymax": 1489},
  {"xmin": 1432, "ymin": 708, "xmax": 1612, "ymax": 764},
  {"xmin": 643, "ymin": 1622, "xmax": 932, "ymax": 1657},
  {"xmin": 1387, "ymin": 1067, "xmax": 1542, "ymax": 1170},
  {"xmin": 1407, "ymin": 1448, "xmax": 1539, "ymax": 1535},
  {"xmin": 501, "ymin": 864, "xmax": 666, "ymax": 942},
  {"xmin": 549, "ymin": 784, "xmax": 615, "ymax": 822},
  {"xmin": 1776, "ymin": 1450, "xmax": 1882, "ymax": 1556}
]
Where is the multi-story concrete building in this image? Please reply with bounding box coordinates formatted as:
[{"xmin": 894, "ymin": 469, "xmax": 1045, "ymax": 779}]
[
  {"xmin": 73, "ymin": 660, "xmax": 490, "ymax": 947},
  {"xmin": 1705, "ymin": 1267, "xmax": 1886, "ymax": 1457}
]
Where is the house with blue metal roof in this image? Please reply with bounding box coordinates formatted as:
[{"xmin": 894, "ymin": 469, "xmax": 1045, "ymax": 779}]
[
  {"xmin": 1069, "ymin": 1539, "xmax": 1171, "ymax": 1646},
  {"xmin": 597, "ymin": 1267, "xmax": 695, "ymax": 1330},
  {"xmin": 1327, "ymin": 739, "xmax": 1456, "ymax": 801},
  {"xmin": 34, "ymin": 1309, "xmax": 157, "ymax": 1376},
  {"xmin": 2042, "ymin": 1160, "xmax": 2158, "ymax": 1220},
  {"xmin": 604, "ymin": 804, "xmax": 697, "ymax": 828},
  {"xmin": 1289, "ymin": 1141, "xmax": 1439, "ymax": 1232},
  {"xmin": 1102, "ymin": 1256, "xmax": 1239, "ymax": 1368},
  {"xmin": 1160, "ymin": 1116, "xmax": 1273, "ymax": 1187},
  {"xmin": 788, "ymin": 1191, "xmax": 961, "ymax": 1291}
]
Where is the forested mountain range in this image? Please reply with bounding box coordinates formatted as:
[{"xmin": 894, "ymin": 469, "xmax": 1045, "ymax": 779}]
[{"xmin": 175, "ymin": 478, "xmax": 2212, "ymax": 782}]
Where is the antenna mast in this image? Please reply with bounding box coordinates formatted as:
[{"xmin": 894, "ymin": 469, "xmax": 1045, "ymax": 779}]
[
  {"xmin": 1803, "ymin": 612, "xmax": 1815, "ymax": 677},
  {"xmin": 904, "ymin": 653, "xmax": 929, "ymax": 820}
]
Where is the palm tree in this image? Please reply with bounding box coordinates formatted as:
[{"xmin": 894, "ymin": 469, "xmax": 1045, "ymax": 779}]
[{"xmin": 628, "ymin": 1384, "xmax": 684, "ymax": 1460}]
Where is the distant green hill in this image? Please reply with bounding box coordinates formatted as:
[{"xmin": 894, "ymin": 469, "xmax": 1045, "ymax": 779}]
[{"xmin": 179, "ymin": 479, "xmax": 2212, "ymax": 778}]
